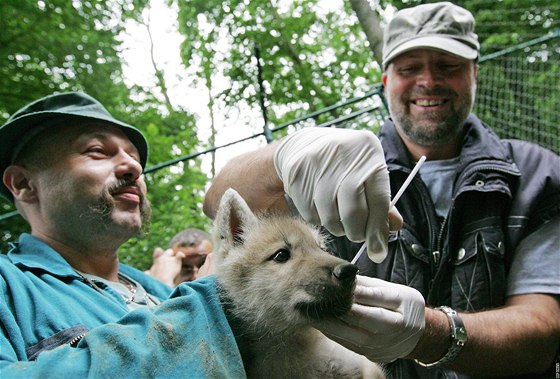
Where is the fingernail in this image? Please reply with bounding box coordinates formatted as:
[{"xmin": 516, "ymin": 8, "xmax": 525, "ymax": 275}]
[{"xmin": 368, "ymin": 232, "xmax": 388, "ymax": 263}]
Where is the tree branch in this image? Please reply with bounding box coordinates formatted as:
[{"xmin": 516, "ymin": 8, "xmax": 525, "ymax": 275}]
[{"xmin": 349, "ymin": 0, "xmax": 383, "ymax": 66}]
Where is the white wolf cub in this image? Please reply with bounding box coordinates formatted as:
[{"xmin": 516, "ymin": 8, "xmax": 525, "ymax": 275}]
[{"xmin": 213, "ymin": 188, "xmax": 385, "ymax": 379}]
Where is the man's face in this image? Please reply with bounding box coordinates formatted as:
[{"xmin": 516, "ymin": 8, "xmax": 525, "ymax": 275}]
[
  {"xmin": 29, "ymin": 123, "xmax": 151, "ymax": 244},
  {"xmin": 172, "ymin": 239, "xmax": 213, "ymax": 284},
  {"xmin": 382, "ymin": 49, "xmax": 477, "ymax": 147}
]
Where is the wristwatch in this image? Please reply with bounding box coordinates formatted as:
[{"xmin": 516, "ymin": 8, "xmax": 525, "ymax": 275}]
[{"xmin": 415, "ymin": 306, "xmax": 468, "ymax": 369}]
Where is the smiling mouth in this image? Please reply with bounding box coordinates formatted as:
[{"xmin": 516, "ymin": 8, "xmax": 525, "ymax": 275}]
[
  {"xmin": 112, "ymin": 187, "xmax": 141, "ymax": 204},
  {"xmin": 115, "ymin": 191, "xmax": 139, "ymax": 199},
  {"xmin": 413, "ymin": 99, "xmax": 448, "ymax": 107}
]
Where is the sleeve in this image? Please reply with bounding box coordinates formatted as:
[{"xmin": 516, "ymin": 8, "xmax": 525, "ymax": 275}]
[
  {"xmin": 506, "ymin": 217, "xmax": 560, "ymax": 296},
  {"xmin": 0, "ymin": 276, "xmax": 246, "ymax": 379}
]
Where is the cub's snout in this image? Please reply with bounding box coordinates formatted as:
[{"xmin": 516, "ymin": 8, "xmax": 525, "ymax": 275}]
[
  {"xmin": 296, "ymin": 261, "xmax": 359, "ymax": 321},
  {"xmin": 333, "ymin": 262, "xmax": 359, "ymax": 282}
]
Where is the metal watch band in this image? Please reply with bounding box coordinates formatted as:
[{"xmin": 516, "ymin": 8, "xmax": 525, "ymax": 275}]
[{"xmin": 415, "ymin": 306, "xmax": 468, "ymax": 369}]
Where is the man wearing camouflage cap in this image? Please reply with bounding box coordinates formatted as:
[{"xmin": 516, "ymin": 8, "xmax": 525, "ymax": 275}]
[{"xmin": 204, "ymin": 2, "xmax": 560, "ymax": 378}]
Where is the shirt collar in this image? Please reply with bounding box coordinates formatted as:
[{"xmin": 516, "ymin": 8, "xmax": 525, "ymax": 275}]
[{"xmin": 7, "ymin": 233, "xmax": 80, "ymax": 278}]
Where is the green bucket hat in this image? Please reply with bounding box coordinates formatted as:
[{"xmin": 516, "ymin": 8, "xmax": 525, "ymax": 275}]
[{"xmin": 0, "ymin": 92, "xmax": 148, "ymax": 201}]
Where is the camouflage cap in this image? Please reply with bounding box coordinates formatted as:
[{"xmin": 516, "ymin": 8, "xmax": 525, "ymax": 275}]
[{"xmin": 383, "ymin": 2, "xmax": 479, "ymax": 69}]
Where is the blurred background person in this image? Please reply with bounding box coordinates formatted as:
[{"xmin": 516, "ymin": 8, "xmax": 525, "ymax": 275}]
[{"xmin": 146, "ymin": 228, "xmax": 214, "ymax": 286}]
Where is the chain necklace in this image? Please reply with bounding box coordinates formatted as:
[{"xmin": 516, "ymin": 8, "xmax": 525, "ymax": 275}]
[
  {"xmin": 76, "ymin": 270, "xmax": 159, "ymax": 308},
  {"xmin": 117, "ymin": 273, "xmax": 137, "ymax": 304},
  {"xmin": 75, "ymin": 271, "xmax": 137, "ymax": 304}
]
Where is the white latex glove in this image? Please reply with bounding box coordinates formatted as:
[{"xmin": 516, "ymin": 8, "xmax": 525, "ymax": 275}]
[
  {"xmin": 314, "ymin": 275, "xmax": 425, "ymax": 363},
  {"xmin": 274, "ymin": 127, "xmax": 392, "ymax": 262}
]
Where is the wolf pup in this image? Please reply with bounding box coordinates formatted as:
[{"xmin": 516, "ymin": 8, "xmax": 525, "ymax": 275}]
[{"xmin": 213, "ymin": 189, "xmax": 385, "ymax": 379}]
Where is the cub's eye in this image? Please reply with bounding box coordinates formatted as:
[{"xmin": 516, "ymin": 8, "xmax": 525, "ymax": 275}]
[{"xmin": 271, "ymin": 249, "xmax": 290, "ymax": 263}]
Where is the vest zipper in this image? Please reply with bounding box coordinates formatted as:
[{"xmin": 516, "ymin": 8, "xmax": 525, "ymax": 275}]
[
  {"xmin": 434, "ymin": 215, "xmax": 449, "ymax": 265},
  {"xmin": 428, "ymin": 162, "xmax": 516, "ymax": 304}
]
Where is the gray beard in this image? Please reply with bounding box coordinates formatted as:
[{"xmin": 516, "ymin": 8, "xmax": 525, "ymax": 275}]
[{"xmin": 388, "ymin": 85, "xmax": 475, "ymax": 147}]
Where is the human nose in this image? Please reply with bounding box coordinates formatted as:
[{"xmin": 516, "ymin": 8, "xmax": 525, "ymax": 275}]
[
  {"xmin": 417, "ymin": 65, "xmax": 443, "ymax": 86},
  {"xmin": 115, "ymin": 150, "xmax": 143, "ymax": 181}
]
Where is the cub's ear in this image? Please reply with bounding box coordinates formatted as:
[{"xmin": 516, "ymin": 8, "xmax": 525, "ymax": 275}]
[{"xmin": 213, "ymin": 188, "xmax": 257, "ymax": 255}]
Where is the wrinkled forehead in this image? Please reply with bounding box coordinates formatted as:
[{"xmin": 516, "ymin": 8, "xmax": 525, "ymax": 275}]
[
  {"xmin": 47, "ymin": 121, "xmax": 132, "ymax": 143},
  {"xmin": 13, "ymin": 121, "xmax": 138, "ymax": 165},
  {"xmin": 173, "ymin": 239, "xmax": 213, "ymax": 252},
  {"xmin": 50, "ymin": 123, "xmax": 135, "ymax": 153}
]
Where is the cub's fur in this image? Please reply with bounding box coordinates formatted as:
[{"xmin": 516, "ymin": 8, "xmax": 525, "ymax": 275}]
[{"xmin": 214, "ymin": 189, "xmax": 385, "ymax": 379}]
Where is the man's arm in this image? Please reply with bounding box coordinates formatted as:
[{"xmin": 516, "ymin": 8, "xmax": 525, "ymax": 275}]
[
  {"xmin": 144, "ymin": 247, "xmax": 184, "ymax": 287},
  {"xmin": 0, "ymin": 277, "xmax": 245, "ymax": 377},
  {"xmin": 204, "ymin": 140, "xmax": 288, "ymax": 219},
  {"xmin": 317, "ymin": 287, "xmax": 559, "ymax": 376},
  {"xmin": 411, "ymin": 293, "xmax": 560, "ymax": 376},
  {"xmin": 205, "ymin": 127, "xmax": 401, "ymax": 263}
]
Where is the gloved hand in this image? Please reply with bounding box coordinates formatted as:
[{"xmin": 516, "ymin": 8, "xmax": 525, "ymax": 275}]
[
  {"xmin": 274, "ymin": 127, "xmax": 398, "ymax": 262},
  {"xmin": 314, "ymin": 275, "xmax": 425, "ymax": 363}
]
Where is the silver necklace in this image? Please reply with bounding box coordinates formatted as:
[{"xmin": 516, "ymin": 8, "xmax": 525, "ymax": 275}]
[{"xmin": 118, "ymin": 273, "xmax": 138, "ymax": 304}]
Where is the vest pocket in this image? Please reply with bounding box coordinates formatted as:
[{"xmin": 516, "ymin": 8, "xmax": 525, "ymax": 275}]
[
  {"xmin": 386, "ymin": 229, "xmax": 432, "ymax": 298},
  {"xmin": 452, "ymin": 221, "xmax": 506, "ymax": 311}
]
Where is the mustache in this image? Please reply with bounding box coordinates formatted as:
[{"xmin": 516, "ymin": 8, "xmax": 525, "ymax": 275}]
[
  {"xmin": 83, "ymin": 178, "xmax": 152, "ymax": 233},
  {"xmin": 108, "ymin": 179, "xmax": 144, "ymax": 198}
]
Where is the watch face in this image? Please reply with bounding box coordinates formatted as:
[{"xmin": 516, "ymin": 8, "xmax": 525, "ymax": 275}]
[{"xmin": 456, "ymin": 326, "xmax": 468, "ymax": 345}]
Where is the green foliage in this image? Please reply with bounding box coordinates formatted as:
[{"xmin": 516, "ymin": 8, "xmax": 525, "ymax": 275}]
[
  {"xmin": 0, "ymin": 0, "xmax": 209, "ymax": 270},
  {"xmin": 174, "ymin": 0, "xmax": 381, "ymax": 133},
  {"xmin": 0, "ymin": 0, "xmax": 145, "ymax": 119},
  {"xmin": 1, "ymin": 0, "xmax": 557, "ymax": 264}
]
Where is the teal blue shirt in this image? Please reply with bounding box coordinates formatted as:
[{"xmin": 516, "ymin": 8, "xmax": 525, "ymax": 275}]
[{"xmin": 0, "ymin": 233, "xmax": 245, "ymax": 378}]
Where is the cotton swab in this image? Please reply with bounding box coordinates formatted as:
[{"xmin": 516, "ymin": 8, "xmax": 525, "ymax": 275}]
[{"xmin": 351, "ymin": 156, "xmax": 426, "ymax": 264}]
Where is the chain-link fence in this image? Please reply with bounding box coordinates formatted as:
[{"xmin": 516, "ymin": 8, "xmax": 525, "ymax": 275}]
[
  {"xmin": 475, "ymin": 30, "xmax": 559, "ymax": 154},
  {"xmin": 1, "ymin": 31, "xmax": 558, "ymax": 226}
]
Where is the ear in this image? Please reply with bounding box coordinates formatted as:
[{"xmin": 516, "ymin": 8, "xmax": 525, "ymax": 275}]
[
  {"xmin": 213, "ymin": 188, "xmax": 257, "ymax": 259},
  {"xmin": 3, "ymin": 165, "xmax": 38, "ymax": 203}
]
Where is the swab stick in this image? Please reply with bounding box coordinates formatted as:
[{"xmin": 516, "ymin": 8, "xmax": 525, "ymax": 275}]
[{"xmin": 351, "ymin": 156, "xmax": 426, "ymax": 264}]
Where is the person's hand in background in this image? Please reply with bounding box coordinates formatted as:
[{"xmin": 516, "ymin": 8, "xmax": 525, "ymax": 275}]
[{"xmin": 145, "ymin": 247, "xmax": 185, "ymax": 287}]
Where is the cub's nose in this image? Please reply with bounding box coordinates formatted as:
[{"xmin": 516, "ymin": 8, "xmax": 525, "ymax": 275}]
[{"xmin": 333, "ymin": 263, "xmax": 359, "ymax": 282}]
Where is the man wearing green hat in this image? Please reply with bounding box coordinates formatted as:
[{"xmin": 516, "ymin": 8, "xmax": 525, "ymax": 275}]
[
  {"xmin": 0, "ymin": 92, "xmax": 245, "ymax": 376},
  {"xmin": 204, "ymin": 2, "xmax": 560, "ymax": 378}
]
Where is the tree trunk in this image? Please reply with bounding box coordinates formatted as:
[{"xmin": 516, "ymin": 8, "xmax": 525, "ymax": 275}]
[
  {"xmin": 144, "ymin": 9, "xmax": 174, "ymax": 114},
  {"xmin": 349, "ymin": 0, "xmax": 384, "ymax": 67}
]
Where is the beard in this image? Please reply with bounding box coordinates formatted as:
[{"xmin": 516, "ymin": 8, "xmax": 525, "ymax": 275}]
[
  {"xmin": 387, "ymin": 83, "xmax": 476, "ymax": 147},
  {"xmin": 81, "ymin": 178, "xmax": 152, "ymax": 237}
]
